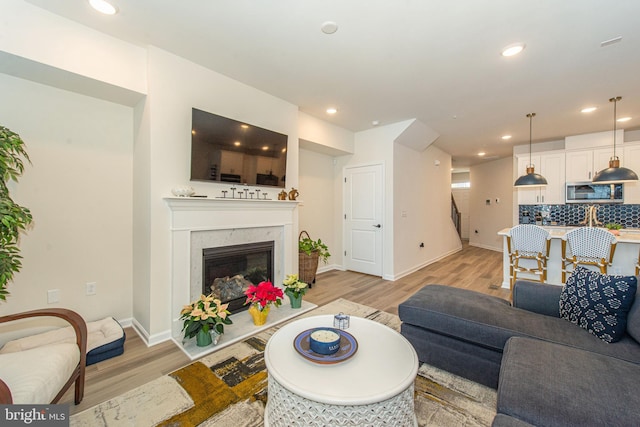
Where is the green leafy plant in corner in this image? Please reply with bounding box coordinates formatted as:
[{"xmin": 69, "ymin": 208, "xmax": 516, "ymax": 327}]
[
  {"xmin": 299, "ymin": 235, "xmax": 331, "ymax": 263},
  {"xmin": 0, "ymin": 126, "xmax": 32, "ymax": 301},
  {"xmin": 604, "ymin": 223, "xmax": 623, "ymax": 230}
]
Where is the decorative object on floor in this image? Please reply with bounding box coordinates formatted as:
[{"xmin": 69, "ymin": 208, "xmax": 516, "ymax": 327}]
[
  {"xmin": 180, "ymin": 294, "xmax": 232, "ymax": 347},
  {"xmin": 0, "ymin": 126, "xmax": 33, "ymax": 300},
  {"xmin": 592, "ymin": 96, "xmax": 638, "ymax": 183},
  {"xmin": 298, "ymin": 231, "xmax": 331, "ymax": 286},
  {"xmin": 244, "ymin": 281, "xmax": 283, "ymax": 326},
  {"xmin": 287, "ymin": 187, "xmax": 299, "ymax": 200},
  {"xmin": 282, "ymin": 273, "xmax": 307, "ymax": 309},
  {"xmin": 70, "ymin": 299, "xmax": 497, "ymax": 426},
  {"xmin": 514, "ymin": 113, "xmax": 548, "ymax": 187}
]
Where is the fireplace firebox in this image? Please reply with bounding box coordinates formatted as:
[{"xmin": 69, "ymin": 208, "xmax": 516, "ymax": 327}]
[{"xmin": 203, "ymin": 241, "xmax": 274, "ymax": 314}]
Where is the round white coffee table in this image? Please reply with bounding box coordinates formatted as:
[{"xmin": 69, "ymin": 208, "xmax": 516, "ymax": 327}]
[{"xmin": 264, "ymin": 314, "xmax": 418, "ymax": 426}]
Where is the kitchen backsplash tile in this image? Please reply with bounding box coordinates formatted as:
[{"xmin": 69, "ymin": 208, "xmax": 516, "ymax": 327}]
[{"xmin": 519, "ymin": 204, "xmax": 640, "ymax": 228}]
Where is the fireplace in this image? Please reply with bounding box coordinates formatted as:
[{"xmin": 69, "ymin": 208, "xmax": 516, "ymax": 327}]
[{"xmin": 203, "ymin": 241, "xmax": 274, "ymax": 314}]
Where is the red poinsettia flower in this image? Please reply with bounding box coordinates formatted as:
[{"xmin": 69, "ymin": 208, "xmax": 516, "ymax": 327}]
[{"xmin": 245, "ymin": 281, "xmax": 283, "ymax": 308}]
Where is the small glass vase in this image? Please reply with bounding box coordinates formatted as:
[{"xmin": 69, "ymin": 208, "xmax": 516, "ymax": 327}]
[
  {"xmin": 248, "ymin": 304, "xmax": 270, "ymax": 326},
  {"xmin": 286, "ymin": 290, "xmax": 303, "ymax": 309}
]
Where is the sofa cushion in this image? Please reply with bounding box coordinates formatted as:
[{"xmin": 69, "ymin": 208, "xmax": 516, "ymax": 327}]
[
  {"xmin": 497, "ymin": 337, "xmax": 640, "ymax": 426},
  {"xmin": 624, "ymin": 290, "xmax": 640, "ymax": 343},
  {"xmin": 0, "ymin": 343, "xmax": 79, "ymax": 404},
  {"xmin": 398, "ymin": 285, "xmax": 640, "ymax": 364},
  {"xmin": 559, "ymin": 266, "xmax": 637, "ymax": 343}
]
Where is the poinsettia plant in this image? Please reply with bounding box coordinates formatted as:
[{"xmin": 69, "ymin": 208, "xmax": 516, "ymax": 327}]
[
  {"xmin": 282, "ymin": 273, "xmax": 308, "ymax": 298},
  {"xmin": 180, "ymin": 294, "xmax": 232, "ymax": 339},
  {"xmin": 244, "ymin": 280, "xmax": 283, "ymax": 310}
]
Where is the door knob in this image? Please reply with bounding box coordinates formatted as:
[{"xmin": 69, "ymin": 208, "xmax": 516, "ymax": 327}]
[{"xmin": 373, "ymin": 224, "xmax": 381, "ymax": 228}]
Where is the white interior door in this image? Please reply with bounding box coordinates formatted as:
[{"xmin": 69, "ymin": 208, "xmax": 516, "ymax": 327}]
[{"xmin": 344, "ymin": 164, "xmax": 383, "ymax": 276}]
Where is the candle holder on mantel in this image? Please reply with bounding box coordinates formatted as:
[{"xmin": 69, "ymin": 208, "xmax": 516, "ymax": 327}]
[{"xmin": 217, "ymin": 186, "xmax": 271, "ymax": 200}]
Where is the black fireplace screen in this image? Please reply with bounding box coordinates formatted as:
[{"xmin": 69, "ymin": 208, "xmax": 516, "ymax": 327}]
[{"xmin": 203, "ymin": 241, "xmax": 274, "ymax": 314}]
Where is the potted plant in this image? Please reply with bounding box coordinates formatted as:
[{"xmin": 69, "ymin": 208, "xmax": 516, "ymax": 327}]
[
  {"xmin": 244, "ymin": 280, "xmax": 283, "ymax": 325},
  {"xmin": 604, "ymin": 223, "xmax": 623, "ymax": 236},
  {"xmin": 298, "ymin": 231, "xmax": 331, "ymax": 286},
  {"xmin": 180, "ymin": 294, "xmax": 233, "ymax": 347},
  {"xmin": 0, "ymin": 126, "xmax": 33, "ymax": 301},
  {"xmin": 283, "ymin": 273, "xmax": 308, "ymax": 309}
]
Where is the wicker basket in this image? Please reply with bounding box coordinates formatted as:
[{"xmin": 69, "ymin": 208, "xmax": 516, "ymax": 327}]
[{"xmin": 298, "ymin": 231, "xmax": 320, "ymax": 286}]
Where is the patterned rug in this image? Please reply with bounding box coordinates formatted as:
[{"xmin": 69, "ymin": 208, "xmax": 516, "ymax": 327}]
[{"xmin": 71, "ymin": 299, "xmax": 496, "ymax": 426}]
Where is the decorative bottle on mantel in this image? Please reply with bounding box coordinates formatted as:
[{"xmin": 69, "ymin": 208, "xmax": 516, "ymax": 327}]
[{"xmin": 288, "ymin": 188, "xmax": 299, "ymax": 200}]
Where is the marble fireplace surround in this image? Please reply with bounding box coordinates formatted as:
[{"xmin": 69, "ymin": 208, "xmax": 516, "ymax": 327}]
[{"xmin": 165, "ymin": 197, "xmax": 315, "ymax": 359}]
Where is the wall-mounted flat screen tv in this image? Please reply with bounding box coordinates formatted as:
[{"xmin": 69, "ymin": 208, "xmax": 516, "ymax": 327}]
[{"xmin": 190, "ymin": 108, "xmax": 288, "ymax": 187}]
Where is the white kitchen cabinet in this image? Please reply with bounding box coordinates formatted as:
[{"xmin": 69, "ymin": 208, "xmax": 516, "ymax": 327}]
[
  {"xmin": 516, "ymin": 151, "xmax": 565, "ymax": 204},
  {"xmin": 565, "ymin": 148, "xmax": 622, "ymax": 182},
  {"xmin": 622, "ymin": 143, "xmax": 640, "ymax": 204}
]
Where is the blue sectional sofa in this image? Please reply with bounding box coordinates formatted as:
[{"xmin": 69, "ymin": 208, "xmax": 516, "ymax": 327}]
[{"xmin": 398, "ymin": 280, "xmax": 640, "ymax": 426}]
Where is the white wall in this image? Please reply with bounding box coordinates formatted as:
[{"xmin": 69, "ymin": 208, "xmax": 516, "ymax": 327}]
[
  {"xmin": 0, "ymin": 73, "xmax": 134, "ymax": 321},
  {"xmin": 393, "ymin": 144, "xmax": 462, "ymax": 278},
  {"xmin": 298, "ymin": 149, "xmax": 340, "ymax": 273},
  {"xmin": 469, "ymin": 157, "xmax": 514, "ymax": 251}
]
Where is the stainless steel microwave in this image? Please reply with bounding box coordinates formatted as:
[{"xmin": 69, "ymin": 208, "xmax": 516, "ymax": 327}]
[{"xmin": 565, "ymin": 182, "xmax": 623, "ymax": 203}]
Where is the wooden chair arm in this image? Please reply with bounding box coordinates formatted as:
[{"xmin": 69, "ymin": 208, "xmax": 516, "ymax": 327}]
[{"xmin": 0, "ymin": 379, "xmax": 12, "ymax": 403}]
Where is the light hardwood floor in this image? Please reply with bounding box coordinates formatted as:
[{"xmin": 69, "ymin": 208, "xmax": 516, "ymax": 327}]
[{"xmin": 61, "ymin": 242, "xmax": 509, "ymax": 414}]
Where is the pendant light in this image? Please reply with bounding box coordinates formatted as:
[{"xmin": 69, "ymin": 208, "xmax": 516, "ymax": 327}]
[
  {"xmin": 514, "ymin": 113, "xmax": 548, "ymax": 187},
  {"xmin": 592, "ymin": 96, "xmax": 638, "ymax": 183}
]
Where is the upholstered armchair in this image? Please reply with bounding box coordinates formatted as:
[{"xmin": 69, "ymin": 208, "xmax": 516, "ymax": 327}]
[{"xmin": 0, "ymin": 308, "xmax": 87, "ymax": 404}]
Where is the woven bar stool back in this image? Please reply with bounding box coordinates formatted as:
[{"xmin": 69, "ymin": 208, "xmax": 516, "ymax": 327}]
[
  {"xmin": 561, "ymin": 227, "xmax": 617, "ymax": 283},
  {"xmin": 506, "ymin": 224, "xmax": 551, "ymax": 290}
]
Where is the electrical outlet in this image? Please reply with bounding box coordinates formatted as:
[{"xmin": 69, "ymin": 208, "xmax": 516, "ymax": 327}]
[
  {"xmin": 86, "ymin": 282, "xmax": 97, "ymax": 296},
  {"xmin": 47, "ymin": 289, "xmax": 60, "ymax": 304}
]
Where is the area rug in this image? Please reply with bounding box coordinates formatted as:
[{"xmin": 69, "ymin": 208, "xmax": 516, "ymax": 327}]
[{"xmin": 70, "ymin": 299, "xmax": 496, "ymax": 426}]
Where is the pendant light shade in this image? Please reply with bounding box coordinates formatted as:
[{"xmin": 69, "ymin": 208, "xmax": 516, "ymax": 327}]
[
  {"xmin": 514, "ymin": 113, "xmax": 548, "ymax": 187},
  {"xmin": 592, "ymin": 96, "xmax": 638, "ymax": 183}
]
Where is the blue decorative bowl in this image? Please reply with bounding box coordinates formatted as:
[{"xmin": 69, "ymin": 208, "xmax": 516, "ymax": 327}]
[{"xmin": 309, "ymin": 328, "xmax": 342, "ymax": 355}]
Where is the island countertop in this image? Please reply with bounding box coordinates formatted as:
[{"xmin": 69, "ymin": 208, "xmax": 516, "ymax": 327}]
[{"xmin": 497, "ymin": 227, "xmax": 640, "ymax": 244}]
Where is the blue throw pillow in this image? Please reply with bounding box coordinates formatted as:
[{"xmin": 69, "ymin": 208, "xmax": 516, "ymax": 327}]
[{"xmin": 559, "ymin": 266, "xmax": 638, "ymax": 343}]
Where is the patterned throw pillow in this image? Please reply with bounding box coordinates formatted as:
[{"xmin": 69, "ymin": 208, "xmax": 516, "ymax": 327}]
[{"xmin": 559, "ymin": 266, "xmax": 638, "ymax": 343}]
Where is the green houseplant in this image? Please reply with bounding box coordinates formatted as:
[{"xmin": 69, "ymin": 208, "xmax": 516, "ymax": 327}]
[
  {"xmin": 0, "ymin": 126, "xmax": 32, "ymax": 301},
  {"xmin": 604, "ymin": 222, "xmax": 623, "ymax": 236},
  {"xmin": 298, "ymin": 231, "xmax": 331, "ymax": 286}
]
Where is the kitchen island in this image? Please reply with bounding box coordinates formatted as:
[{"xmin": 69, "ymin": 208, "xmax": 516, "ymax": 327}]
[{"xmin": 498, "ymin": 227, "xmax": 640, "ymax": 288}]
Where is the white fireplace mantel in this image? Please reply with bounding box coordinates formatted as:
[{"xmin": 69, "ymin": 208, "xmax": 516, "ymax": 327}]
[{"xmin": 164, "ymin": 196, "xmax": 301, "ymax": 357}]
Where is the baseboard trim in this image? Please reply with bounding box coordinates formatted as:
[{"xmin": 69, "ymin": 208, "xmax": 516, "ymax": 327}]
[
  {"xmin": 389, "ymin": 246, "xmax": 463, "ymax": 281},
  {"xmin": 130, "ymin": 318, "xmax": 172, "ymax": 347},
  {"xmin": 468, "ymin": 242, "xmax": 502, "ymax": 252}
]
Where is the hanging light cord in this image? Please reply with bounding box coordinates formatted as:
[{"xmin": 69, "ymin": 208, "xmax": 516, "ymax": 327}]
[
  {"xmin": 610, "ymin": 96, "xmax": 621, "ymax": 159},
  {"xmin": 527, "ymin": 113, "xmax": 535, "ymax": 166}
]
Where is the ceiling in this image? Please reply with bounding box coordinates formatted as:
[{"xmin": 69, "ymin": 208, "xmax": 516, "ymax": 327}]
[{"xmin": 23, "ymin": 0, "xmax": 640, "ymax": 167}]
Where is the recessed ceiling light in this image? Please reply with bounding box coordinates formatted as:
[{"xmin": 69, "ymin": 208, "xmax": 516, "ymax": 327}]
[
  {"xmin": 262, "ymin": 146, "xmax": 269, "ymax": 151},
  {"xmin": 501, "ymin": 43, "xmax": 526, "ymax": 57},
  {"xmin": 501, "ymin": 135, "xmax": 512, "ymax": 140},
  {"xmin": 88, "ymin": 0, "xmax": 118, "ymax": 15},
  {"xmin": 617, "ymin": 117, "xmax": 632, "ymax": 122},
  {"xmin": 581, "ymin": 107, "xmax": 597, "ymax": 113},
  {"xmin": 234, "ymin": 141, "xmax": 241, "ymax": 146},
  {"xmin": 240, "ymin": 124, "xmax": 249, "ymax": 129},
  {"xmin": 326, "ymin": 107, "xmax": 338, "ymax": 115},
  {"xmin": 372, "ymin": 120, "xmax": 380, "ymax": 126},
  {"xmin": 477, "ymin": 152, "xmax": 486, "ymax": 157},
  {"xmin": 321, "ymin": 21, "xmax": 339, "ymax": 35}
]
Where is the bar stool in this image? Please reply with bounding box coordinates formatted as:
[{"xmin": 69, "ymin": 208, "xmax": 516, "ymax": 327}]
[
  {"xmin": 506, "ymin": 224, "xmax": 551, "ymax": 289},
  {"xmin": 561, "ymin": 227, "xmax": 617, "ymax": 283}
]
